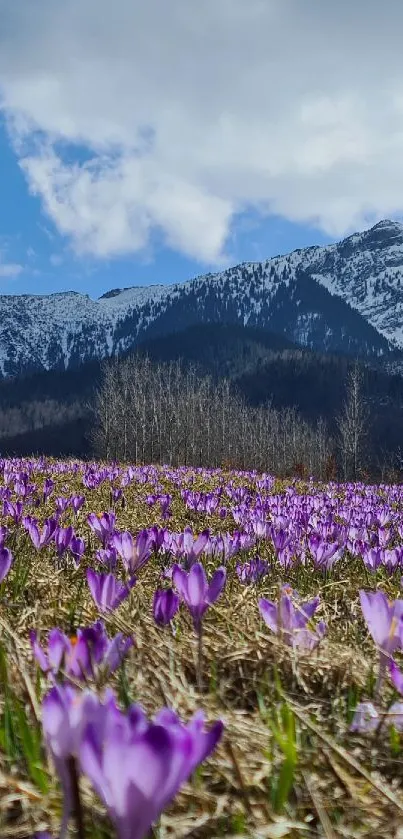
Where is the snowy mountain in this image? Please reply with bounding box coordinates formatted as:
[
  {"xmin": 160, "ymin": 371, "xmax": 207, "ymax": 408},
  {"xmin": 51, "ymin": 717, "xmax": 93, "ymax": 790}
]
[
  {"xmin": 1, "ymin": 219, "xmax": 403, "ymax": 376},
  {"xmin": 304, "ymin": 219, "xmax": 403, "ymax": 347}
]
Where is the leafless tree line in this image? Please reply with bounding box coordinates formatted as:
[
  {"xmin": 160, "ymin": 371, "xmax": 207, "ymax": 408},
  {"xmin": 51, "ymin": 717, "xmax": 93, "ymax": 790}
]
[{"xmin": 91, "ymin": 355, "xmax": 335, "ymax": 477}]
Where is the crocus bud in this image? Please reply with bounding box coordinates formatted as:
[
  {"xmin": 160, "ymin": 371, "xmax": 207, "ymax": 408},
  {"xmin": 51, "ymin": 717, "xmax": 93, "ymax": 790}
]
[{"xmin": 153, "ymin": 589, "xmax": 180, "ymax": 626}]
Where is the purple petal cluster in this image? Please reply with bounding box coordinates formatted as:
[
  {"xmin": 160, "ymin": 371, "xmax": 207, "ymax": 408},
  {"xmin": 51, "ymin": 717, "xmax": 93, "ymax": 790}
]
[
  {"xmin": 112, "ymin": 529, "xmax": 154, "ymax": 573},
  {"xmin": 359, "ymin": 590, "xmax": 403, "ymax": 657},
  {"xmin": 172, "ymin": 562, "xmax": 226, "ymax": 632},
  {"xmin": 153, "ymin": 588, "xmax": 180, "ymax": 626},
  {"xmin": 236, "ymin": 556, "xmax": 269, "ymax": 584},
  {"xmin": 259, "ymin": 585, "xmax": 326, "ymax": 651},
  {"xmin": 30, "ymin": 620, "xmax": 133, "ymax": 681},
  {"xmin": 41, "ymin": 684, "xmax": 223, "ymax": 839},
  {"xmin": 86, "ymin": 569, "xmax": 136, "ymax": 613}
]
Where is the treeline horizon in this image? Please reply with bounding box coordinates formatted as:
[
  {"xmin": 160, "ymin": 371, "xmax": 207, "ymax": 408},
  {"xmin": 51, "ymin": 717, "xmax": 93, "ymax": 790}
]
[
  {"xmin": 0, "ymin": 322, "xmax": 402, "ymax": 481},
  {"xmin": 91, "ymin": 355, "xmax": 334, "ymax": 479}
]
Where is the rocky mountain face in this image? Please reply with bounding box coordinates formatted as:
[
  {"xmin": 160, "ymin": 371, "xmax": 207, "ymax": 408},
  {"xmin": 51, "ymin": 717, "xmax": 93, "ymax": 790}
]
[
  {"xmin": 1, "ymin": 219, "xmax": 403, "ymax": 376},
  {"xmin": 303, "ymin": 220, "xmax": 403, "ymax": 348}
]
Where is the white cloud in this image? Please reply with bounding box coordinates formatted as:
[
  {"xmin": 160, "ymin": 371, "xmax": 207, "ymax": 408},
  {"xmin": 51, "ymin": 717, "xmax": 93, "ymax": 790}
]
[
  {"xmin": 1, "ymin": 0, "xmax": 403, "ymax": 262},
  {"xmin": 0, "ymin": 262, "xmax": 23, "ymax": 277},
  {"xmin": 19, "ymin": 148, "xmax": 232, "ymax": 262},
  {"xmin": 0, "ymin": 240, "xmax": 24, "ymax": 277}
]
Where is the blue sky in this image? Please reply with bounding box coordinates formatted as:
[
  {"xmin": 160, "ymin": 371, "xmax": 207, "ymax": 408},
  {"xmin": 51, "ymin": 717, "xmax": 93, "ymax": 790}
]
[{"xmin": 1, "ymin": 0, "xmax": 403, "ymax": 300}]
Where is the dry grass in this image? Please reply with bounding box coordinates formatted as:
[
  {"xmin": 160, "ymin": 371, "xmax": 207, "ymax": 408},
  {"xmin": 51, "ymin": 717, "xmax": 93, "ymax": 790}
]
[{"xmin": 0, "ymin": 464, "xmax": 403, "ymax": 838}]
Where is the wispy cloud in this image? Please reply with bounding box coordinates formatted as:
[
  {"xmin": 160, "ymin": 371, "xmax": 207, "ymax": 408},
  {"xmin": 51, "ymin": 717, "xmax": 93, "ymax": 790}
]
[
  {"xmin": 0, "ymin": 262, "xmax": 23, "ymax": 277},
  {"xmin": 0, "ymin": 0, "xmax": 403, "ymax": 263}
]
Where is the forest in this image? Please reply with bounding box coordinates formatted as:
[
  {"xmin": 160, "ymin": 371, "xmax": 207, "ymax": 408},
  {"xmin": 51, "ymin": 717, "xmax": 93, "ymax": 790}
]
[{"xmin": 0, "ymin": 322, "xmax": 402, "ymax": 480}]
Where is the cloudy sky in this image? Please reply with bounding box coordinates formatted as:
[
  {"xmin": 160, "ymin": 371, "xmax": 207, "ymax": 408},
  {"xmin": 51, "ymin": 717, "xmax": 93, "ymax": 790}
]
[{"xmin": 0, "ymin": 0, "xmax": 402, "ymax": 297}]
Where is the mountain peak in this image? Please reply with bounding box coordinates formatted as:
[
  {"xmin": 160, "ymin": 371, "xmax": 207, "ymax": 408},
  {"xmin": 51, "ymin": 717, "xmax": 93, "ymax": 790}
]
[
  {"xmin": 341, "ymin": 218, "xmax": 403, "ymax": 252},
  {"xmin": 370, "ymin": 219, "xmax": 403, "ymax": 231},
  {"xmin": 365, "ymin": 218, "xmax": 403, "ymax": 243}
]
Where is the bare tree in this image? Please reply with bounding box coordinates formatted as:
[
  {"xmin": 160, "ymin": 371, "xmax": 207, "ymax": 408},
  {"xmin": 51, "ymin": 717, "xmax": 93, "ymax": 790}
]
[
  {"xmin": 337, "ymin": 364, "xmax": 370, "ymax": 481},
  {"xmin": 91, "ymin": 353, "xmax": 335, "ymax": 477}
]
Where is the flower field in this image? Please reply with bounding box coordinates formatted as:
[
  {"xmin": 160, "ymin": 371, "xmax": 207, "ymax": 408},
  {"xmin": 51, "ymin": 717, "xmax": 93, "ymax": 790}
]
[{"xmin": 2, "ymin": 458, "xmax": 403, "ymax": 838}]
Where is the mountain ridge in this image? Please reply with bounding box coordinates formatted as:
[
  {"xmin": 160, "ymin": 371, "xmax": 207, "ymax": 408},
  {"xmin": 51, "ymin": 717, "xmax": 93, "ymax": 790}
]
[{"xmin": 1, "ymin": 219, "xmax": 403, "ymax": 375}]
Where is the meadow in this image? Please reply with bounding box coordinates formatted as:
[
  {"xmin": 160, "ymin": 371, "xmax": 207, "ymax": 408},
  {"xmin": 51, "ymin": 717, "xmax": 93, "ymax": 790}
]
[{"xmin": 1, "ymin": 458, "xmax": 403, "ymax": 838}]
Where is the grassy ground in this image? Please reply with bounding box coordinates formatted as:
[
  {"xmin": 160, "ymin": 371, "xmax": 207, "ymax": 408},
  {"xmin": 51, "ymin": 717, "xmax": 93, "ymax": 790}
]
[{"xmin": 1, "ymin": 462, "xmax": 403, "ymax": 839}]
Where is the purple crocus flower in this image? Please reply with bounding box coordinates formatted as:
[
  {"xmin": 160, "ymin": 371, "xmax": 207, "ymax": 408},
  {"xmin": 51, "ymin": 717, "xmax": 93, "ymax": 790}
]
[
  {"xmin": 69, "ymin": 536, "xmax": 85, "ymax": 566},
  {"xmin": 252, "ymin": 518, "xmax": 271, "ymax": 540},
  {"xmin": 350, "ymin": 702, "xmax": 380, "ymax": 733},
  {"xmin": 55, "ymin": 526, "xmax": 73, "ymax": 557},
  {"xmin": 172, "ymin": 562, "xmax": 226, "ymax": 633},
  {"xmin": 112, "ymin": 529, "xmax": 153, "ymax": 574},
  {"xmin": 0, "ymin": 547, "xmax": 13, "ymax": 584},
  {"xmin": 38, "ymin": 517, "xmax": 58, "ymax": 547},
  {"xmin": 149, "ymin": 525, "xmax": 166, "ymax": 552},
  {"xmin": 41, "ymin": 684, "xmax": 108, "ymax": 838},
  {"xmin": 359, "ymin": 590, "xmax": 403, "ymax": 693},
  {"xmin": 86, "ymin": 569, "xmax": 136, "ymax": 613},
  {"xmin": 4, "ymin": 500, "xmax": 23, "ymax": 523},
  {"xmin": 79, "ymin": 697, "xmax": 223, "ymax": 839},
  {"xmin": 153, "ymin": 589, "xmax": 180, "ymax": 626},
  {"xmin": 386, "ymin": 702, "xmax": 403, "ymax": 730},
  {"xmin": 40, "ymin": 683, "xmax": 223, "ymax": 839},
  {"xmin": 258, "ymin": 585, "xmax": 326, "ymax": 651},
  {"xmin": 236, "ymin": 557, "xmax": 269, "ymax": 585},
  {"xmin": 277, "ymin": 543, "xmax": 299, "ymax": 571},
  {"xmin": 271, "ymin": 527, "xmax": 291, "ymax": 552},
  {"xmin": 102, "ymin": 631, "xmax": 134, "ymax": 675},
  {"xmin": 30, "ymin": 620, "xmax": 133, "ymax": 681},
  {"xmin": 160, "ymin": 495, "xmax": 172, "ymax": 519},
  {"xmin": 95, "ymin": 546, "xmax": 118, "ymax": 569},
  {"xmin": 43, "ymin": 477, "xmax": 55, "ymax": 500},
  {"xmin": 308, "ymin": 534, "xmax": 342, "ymax": 572},
  {"xmin": 30, "ymin": 627, "xmax": 78, "ymax": 676},
  {"xmin": 384, "ymin": 547, "xmax": 403, "ymax": 574},
  {"xmin": 362, "ymin": 547, "xmax": 383, "ymax": 572},
  {"xmin": 378, "ymin": 526, "xmax": 392, "ymax": 548},
  {"xmin": 388, "ymin": 658, "xmax": 403, "ymax": 697},
  {"xmin": 180, "ymin": 527, "xmax": 211, "ymax": 568},
  {"xmin": 56, "ymin": 497, "xmax": 71, "ymax": 514},
  {"xmin": 71, "ymin": 495, "xmax": 85, "ymax": 513},
  {"xmin": 87, "ymin": 512, "xmax": 116, "ymax": 547},
  {"xmin": 359, "ymin": 591, "xmax": 403, "ymax": 657},
  {"xmin": 22, "ymin": 515, "xmax": 38, "ymax": 541}
]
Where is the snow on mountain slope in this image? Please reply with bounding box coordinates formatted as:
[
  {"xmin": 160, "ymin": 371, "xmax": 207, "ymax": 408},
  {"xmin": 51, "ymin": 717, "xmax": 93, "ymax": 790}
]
[
  {"xmin": 0, "ymin": 219, "xmax": 402, "ymax": 377},
  {"xmin": 305, "ymin": 220, "xmax": 403, "ymax": 346}
]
